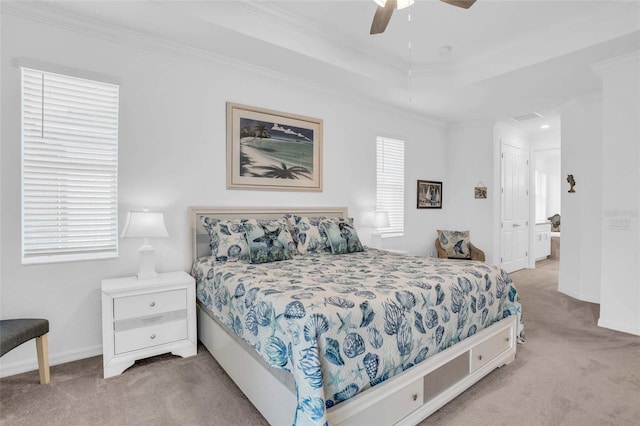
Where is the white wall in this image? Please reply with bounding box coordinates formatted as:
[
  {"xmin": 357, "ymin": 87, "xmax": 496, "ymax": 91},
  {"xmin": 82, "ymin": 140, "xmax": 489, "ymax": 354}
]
[
  {"xmin": 558, "ymin": 94, "xmax": 603, "ymax": 304},
  {"xmin": 594, "ymin": 52, "xmax": 640, "ymax": 335},
  {"xmin": 0, "ymin": 12, "xmax": 448, "ymax": 375},
  {"xmin": 445, "ymin": 122, "xmax": 498, "ymax": 263}
]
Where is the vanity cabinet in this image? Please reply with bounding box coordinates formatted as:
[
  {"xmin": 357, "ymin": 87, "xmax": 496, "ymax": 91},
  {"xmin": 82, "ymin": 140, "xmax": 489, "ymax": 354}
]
[{"xmin": 534, "ymin": 222, "xmax": 551, "ymax": 261}]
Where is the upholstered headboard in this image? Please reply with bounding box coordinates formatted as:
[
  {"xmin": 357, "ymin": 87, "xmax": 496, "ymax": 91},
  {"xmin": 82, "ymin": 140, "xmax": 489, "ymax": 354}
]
[{"xmin": 189, "ymin": 206, "xmax": 349, "ymax": 261}]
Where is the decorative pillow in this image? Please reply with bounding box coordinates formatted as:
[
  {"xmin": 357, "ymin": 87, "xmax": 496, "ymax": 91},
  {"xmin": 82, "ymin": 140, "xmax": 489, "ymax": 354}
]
[
  {"xmin": 200, "ymin": 216, "xmax": 249, "ymax": 262},
  {"xmin": 437, "ymin": 230, "xmax": 471, "ymax": 259},
  {"xmin": 290, "ymin": 216, "xmax": 354, "ymax": 254},
  {"xmin": 283, "ymin": 213, "xmax": 299, "ymax": 244},
  {"xmin": 242, "ymin": 218, "xmax": 296, "ymax": 264},
  {"xmin": 322, "ymin": 221, "xmax": 364, "ymax": 255},
  {"xmin": 289, "ymin": 215, "xmax": 328, "ymax": 254}
]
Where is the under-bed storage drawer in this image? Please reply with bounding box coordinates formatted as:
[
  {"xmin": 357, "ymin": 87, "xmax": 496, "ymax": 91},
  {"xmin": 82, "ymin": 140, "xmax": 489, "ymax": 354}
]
[
  {"xmin": 337, "ymin": 379, "xmax": 423, "ymax": 426},
  {"xmin": 470, "ymin": 326, "xmax": 512, "ymax": 372}
]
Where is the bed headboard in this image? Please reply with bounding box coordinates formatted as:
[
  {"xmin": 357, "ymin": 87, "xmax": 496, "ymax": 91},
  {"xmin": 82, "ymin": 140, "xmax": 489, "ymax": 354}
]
[{"xmin": 189, "ymin": 206, "xmax": 349, "ymax": 261}]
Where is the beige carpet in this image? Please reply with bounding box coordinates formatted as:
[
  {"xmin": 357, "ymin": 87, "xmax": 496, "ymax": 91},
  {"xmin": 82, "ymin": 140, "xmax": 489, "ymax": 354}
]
[{"xmin": 1, "ymin": 260, "xmax": 639, "ymax": 425}]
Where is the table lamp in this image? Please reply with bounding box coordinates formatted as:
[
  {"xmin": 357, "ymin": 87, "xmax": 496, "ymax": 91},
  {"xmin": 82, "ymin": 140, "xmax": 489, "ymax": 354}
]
[
  {"xmin": 121, "ymin": 210, "xmax": 169, "ymax": 279},
  {"xmin": 363, "ymin": 210, "xmax": 390, "ymax": 249}
]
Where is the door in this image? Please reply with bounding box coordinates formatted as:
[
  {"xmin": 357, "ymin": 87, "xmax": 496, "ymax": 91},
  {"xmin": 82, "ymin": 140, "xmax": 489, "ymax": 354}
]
[{"xmin": 501, "ymin": 143, "xmax": 529, "ymax": 273}]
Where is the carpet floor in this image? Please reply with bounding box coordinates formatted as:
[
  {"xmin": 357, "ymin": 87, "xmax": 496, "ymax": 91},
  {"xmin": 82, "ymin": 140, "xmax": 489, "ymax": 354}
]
[{"xmin": 1, "ymin": 260, "xmax": 639, "ymax": 425}]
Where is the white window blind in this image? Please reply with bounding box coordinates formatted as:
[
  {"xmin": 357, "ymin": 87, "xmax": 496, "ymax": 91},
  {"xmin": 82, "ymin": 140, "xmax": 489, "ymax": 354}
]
[
  {"xmin": 21, "ymin": 67, "xmax": 119, "ymax": 264},
  {"xmin": 376, "ymin": 136, "xmax": 404, "ymax": 237}
]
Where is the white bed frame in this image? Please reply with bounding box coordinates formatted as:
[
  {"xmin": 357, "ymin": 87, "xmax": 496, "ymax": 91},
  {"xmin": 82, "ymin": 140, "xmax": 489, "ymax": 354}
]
[{"xmin": 190, "ymin": 206, "xmax": 517, "ymax": 426}]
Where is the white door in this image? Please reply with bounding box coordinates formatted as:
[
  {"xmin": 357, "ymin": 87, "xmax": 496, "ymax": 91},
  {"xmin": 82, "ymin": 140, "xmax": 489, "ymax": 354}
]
[{"xmin": 501, "ymin": 143, "xmax": 529, "ymax": 273}]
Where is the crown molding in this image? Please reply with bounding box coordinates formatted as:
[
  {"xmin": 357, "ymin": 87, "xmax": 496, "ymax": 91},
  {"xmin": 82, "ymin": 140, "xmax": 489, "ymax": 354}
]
[
  {"xmin": 450, "ymin": 1, "xmax": 640, "ymax": 87},
  {"xmin": 556, "ymin": 91, "xmax": 604, "ymax": 113},
  {"xmin": 591, "ymin": 49, "xmax": 640, "ymax": 77},
  {"xmin": 0, "ymin": 1, "xmax": 444, "ymax": 127},
  {"xmin": 222, "ymin": 1, "xmax": 408, "ymax": 78}
]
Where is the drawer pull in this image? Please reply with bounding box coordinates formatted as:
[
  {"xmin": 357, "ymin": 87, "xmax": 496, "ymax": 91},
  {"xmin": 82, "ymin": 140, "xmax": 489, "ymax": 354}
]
[
  {"xmin": 150, "ymin": 301, "xmax": 156, "ymax": 307},
  {"xmin": 505, "ymin": 337, "xmax": 510, "ymax": 342},
  {"xmin": 150, "ymin": 334, "xmax": 156, "ymax": 340},
  {"xmin": 477, "ymin": 355, "xmax": 483, "ymax": 361},
  {"xmin": 412, "ymin": 394, "xmax": 418, "ymax": 402}
]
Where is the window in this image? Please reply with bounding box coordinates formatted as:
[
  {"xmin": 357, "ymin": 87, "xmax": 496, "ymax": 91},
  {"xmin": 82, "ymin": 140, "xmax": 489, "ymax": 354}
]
[
  {"xmin": 21, "ymin": 68, "xmax": 119, "ymax": 264},
  {"xmin": 376, "ymin": 136, "xmax": 405, "ymax": 237}
]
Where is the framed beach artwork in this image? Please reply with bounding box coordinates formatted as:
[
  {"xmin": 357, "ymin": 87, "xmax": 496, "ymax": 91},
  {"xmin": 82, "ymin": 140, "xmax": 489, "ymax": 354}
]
[
  {"xmin": 226, "ymin": 102, "xmax": 323, "ymax": 191},
  {"xmin": 417, "ymin": 180, "xmax": 442, "ymax": 209}
]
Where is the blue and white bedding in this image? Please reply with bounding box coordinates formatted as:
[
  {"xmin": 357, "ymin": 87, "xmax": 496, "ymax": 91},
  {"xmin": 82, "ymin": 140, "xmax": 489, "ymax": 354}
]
[{"xmin": 192, "ymin": 249, "xmax": 524, "ymax": 426}]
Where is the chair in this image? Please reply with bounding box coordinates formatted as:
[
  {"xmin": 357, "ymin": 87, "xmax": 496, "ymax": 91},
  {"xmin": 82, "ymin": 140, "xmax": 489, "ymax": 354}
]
[
  {"xmin": 435, "ymin": 238, "xmax": 485, "ymax": 262},
  {"xmin": 0, "ymin": 319, "xmax": 50, "ymax": 384},
  {"xmin": 547, "ymin": 214, "xmax": 561, "ymax": 232}
]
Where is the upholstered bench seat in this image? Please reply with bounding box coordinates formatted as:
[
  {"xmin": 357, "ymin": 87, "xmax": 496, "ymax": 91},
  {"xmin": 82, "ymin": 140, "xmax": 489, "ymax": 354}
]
[{"xmin": 0, "ymin": 319, "xmax": 50, "ymax": 384}]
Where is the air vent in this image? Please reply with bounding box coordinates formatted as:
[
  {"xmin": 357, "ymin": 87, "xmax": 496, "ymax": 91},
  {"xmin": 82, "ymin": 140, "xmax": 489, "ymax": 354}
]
[{"xmin": 510, "ymin": 112, "xmax": 543, "ymax": 122}]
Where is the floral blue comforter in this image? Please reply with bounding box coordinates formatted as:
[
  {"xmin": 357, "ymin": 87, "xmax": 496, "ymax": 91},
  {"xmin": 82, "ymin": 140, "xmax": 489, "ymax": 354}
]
[{"xmin": 192, "ymin": 249, "xmax": 524, "ymax": 426}]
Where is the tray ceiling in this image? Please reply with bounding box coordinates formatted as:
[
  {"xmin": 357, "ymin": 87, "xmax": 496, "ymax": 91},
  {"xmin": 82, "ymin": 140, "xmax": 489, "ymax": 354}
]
[{"xmin": 9, "ymin": 0, "xmax": 640, "ymax": 128}]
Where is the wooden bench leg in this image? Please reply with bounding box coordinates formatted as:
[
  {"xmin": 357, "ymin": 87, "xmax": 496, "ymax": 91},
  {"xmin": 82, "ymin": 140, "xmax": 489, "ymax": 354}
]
[{"xmin": 35, "ymin": 333, "xmax": 50, "ymax": 384}]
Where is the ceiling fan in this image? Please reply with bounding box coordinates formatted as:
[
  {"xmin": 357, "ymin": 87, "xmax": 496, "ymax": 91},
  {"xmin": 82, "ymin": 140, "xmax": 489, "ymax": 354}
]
[{"xmin": 370, "ymin": 0, "xmax": 477, "ymax": 35}]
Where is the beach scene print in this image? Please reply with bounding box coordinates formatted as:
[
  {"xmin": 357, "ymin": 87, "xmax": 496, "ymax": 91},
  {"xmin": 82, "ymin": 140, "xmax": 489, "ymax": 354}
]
[{"xmin": 239, "ymin": 118, "xmax": 314, "ymax": 180}]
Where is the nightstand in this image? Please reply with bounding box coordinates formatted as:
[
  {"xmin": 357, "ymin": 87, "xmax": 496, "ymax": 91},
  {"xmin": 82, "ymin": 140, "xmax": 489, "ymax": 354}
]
[{"xmin": 101, "ymin": 271, "xmax": 196, "ymax": 378}]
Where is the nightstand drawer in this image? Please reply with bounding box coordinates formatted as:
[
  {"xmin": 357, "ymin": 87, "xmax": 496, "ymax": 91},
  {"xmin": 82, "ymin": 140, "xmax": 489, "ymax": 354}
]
[
  {"xmin": 114, "ymin": 319, "xmax": 187, "ymax": 354},
  {"xmin": 114, "ymin": 289, "xmax": 186, "ymax": 319}
]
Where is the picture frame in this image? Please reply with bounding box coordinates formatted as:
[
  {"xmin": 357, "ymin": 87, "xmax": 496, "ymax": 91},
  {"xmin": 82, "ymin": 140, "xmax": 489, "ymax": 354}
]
[
  {"xmin": 227, "ymin": 102, "xmax": 323, "ymax": 191},
  {"xmin": 417, "ymin": 180, "xmax": 442, "ymax": 209},
  {"xmin": 475, "ymin": 186, "xmax": 487, "ymax": 199}
]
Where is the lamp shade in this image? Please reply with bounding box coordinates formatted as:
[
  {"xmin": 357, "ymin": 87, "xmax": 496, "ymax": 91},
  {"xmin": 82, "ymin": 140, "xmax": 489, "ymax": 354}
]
[
  {"xmin": 121, "ymin": 211, "xmax": 169, "ymax": 239},
  {"xmin": 364, "ymin": 210, "xmax": 390, "ymax": 229}
]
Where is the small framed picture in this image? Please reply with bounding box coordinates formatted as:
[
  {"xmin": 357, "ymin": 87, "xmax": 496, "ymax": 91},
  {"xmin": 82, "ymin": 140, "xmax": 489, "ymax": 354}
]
[
  {"xmin": 475, "ymin": 186, "xmax": 487, "ymax": 199},
  {"xmin": 417, "ymin": 180, "xmax": 442, "ymax": 209}
]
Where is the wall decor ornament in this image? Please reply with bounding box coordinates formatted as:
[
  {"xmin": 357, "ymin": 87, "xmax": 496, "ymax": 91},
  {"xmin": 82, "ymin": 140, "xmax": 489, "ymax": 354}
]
[
  {"xmin": 417, "ymin": 180, "xmax": 442, "ymax": 209},
  {"xmin": 227, "ymin": 102, "xmax": 323, "ymax": 191},
  {"xmin": 567, "ymin": 174, "xmax": 576, "ymax": 193},
  {"xmin": 474, "ymin": 181, "xmax": 487, "ymax": 199}
]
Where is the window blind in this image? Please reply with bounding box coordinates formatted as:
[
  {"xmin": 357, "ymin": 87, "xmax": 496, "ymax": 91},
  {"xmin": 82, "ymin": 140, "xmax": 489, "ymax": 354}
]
[
  {"xmin": 21, "ymin": 67, "xmax": 119, "ymax": 264},
  {"xmin": 376, "ymin": 137, "xmax": 404, "ymax": 237}
]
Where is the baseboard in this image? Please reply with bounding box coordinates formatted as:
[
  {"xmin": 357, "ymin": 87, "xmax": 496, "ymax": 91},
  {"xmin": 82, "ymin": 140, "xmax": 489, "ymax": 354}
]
[
  {"xmin": 557, "ymin": 286, "xmax": 600, "ymax": 304},
  {"xmin": 597, "ymin": 318, "xmax": 640, "ymax": 336},
  {"xmin": 0, "ymin": 344, "xmax": 103, "ymax": 378}
]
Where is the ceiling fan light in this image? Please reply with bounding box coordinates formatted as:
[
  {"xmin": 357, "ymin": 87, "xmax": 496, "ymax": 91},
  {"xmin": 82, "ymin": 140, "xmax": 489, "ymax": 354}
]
[{"xmin": 374, "ymin": 0, "xmax": 415, "ymax": 10}]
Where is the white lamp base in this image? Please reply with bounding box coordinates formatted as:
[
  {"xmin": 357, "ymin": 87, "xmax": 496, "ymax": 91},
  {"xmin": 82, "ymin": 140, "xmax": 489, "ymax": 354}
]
[{"xmin": 137, "ymin": 244, "xmax": 158, "ymax": 280}]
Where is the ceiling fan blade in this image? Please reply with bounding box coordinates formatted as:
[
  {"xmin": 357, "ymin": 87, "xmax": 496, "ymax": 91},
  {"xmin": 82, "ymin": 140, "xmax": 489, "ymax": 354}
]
[
  {"xmin": 440, "ymin": 0, "xmax": 477, "ymax": 9},
  {"xmin": 370, "ymin": 0, "xmax": 397, "ymax": 35}
]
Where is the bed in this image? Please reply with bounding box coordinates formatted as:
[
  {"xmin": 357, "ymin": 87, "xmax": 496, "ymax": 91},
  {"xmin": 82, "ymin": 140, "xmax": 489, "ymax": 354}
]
[{"xmin": 190, "ymin": 206, "xmax": 524, "ymax": 426}]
